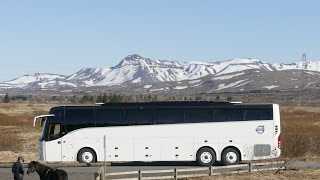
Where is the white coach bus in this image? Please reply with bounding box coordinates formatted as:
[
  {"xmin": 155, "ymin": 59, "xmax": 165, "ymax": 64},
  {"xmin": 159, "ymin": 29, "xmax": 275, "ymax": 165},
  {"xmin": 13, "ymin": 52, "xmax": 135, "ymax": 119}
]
[{"xmin": 34, "ymin": 101, "xmax": 281, "ymax": 166}]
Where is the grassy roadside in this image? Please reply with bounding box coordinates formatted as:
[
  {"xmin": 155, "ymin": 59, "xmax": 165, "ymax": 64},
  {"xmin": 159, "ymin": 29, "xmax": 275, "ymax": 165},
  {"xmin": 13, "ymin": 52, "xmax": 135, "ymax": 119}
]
[
  {"xmin": 186, "ymin": 169, "xmax": 320, "ymax": 180},
  {"xmin": 0, "ymin": 103, "xmax": 54, "ymax": 162},
  {"xmin": 281, "ymin": 106, "xmax": 320, "ymax": 158}
]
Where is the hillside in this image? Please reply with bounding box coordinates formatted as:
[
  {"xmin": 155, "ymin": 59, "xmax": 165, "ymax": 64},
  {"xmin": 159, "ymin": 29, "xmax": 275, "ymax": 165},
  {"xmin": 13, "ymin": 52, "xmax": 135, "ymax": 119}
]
[{"xmin": 1, "ymin": 54, "xmax": 320, "ymax": 94}]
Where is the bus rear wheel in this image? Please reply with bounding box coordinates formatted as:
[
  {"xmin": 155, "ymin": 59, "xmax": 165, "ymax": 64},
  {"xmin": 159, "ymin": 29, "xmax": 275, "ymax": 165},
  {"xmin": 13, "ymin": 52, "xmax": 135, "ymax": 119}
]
[
  {"xmin": 78, "ymin": 148, "xmax": 97, "ymax": 163},
  {"xmin": 221, "ymin": 148, "xmax": 240, "ymax": 165},
  {"xmin": 196, "ymin": 147, "xmax": 216, "ymax": 166}
]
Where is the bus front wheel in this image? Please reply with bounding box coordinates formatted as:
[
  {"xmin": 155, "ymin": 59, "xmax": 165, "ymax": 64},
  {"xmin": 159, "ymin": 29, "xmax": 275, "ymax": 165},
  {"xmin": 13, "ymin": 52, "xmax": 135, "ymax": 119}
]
[
  {"xmin": 78, "ymin": 148, "xmax": 97, "ymax": 163},
  {"xmin": 221, "ymin": 147, "xmax": 240, "ymax": 165},
  {"xmin": 196, "ymin": 147, "xmax": 216, "ymax": 166}
]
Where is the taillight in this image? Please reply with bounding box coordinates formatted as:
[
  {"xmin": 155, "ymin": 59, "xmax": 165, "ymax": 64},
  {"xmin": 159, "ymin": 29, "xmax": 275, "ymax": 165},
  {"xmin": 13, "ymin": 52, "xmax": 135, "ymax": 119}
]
[{"xmin": 277, "ymin": 134, "xmax": 281, "ymax": 149}]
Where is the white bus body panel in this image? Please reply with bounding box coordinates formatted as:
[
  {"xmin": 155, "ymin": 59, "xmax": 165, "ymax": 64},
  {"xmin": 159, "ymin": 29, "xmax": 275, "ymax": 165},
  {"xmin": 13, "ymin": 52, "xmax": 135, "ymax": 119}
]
[
  {"xmin": 40, "ymin": 104, "xmax": 281, "ymax": 163},
  {"xmin": 44, "ymin": 138, "xmax": 62, "ymax": 161},
  {"xmin": 42, "ymin": 122, "xmax": 279, "ymax": 162}
]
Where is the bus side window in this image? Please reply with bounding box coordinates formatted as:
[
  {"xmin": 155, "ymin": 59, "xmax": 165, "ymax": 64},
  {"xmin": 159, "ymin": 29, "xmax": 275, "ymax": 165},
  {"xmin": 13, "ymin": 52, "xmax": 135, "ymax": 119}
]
[
  {"xmin": 213, "ymin": 108, "xmax": 242, "ymax": 122},
  {"xmin": 96, "ymin": 109, "xmax": 124, "ymax": 126},
  {"xmin": 126, "ymin": 109, "xmax": 153, "ymax": 125},
  {"xmin": 155, "ymin": 109, "xmax": 183, "ymax": 124},
  {"xmin": 65, "ymin": 109, "xmax": 94, "ymax": 132},
  {"xmin": 242, "ymin": 108, "xmax": 273, "ymax": 120},
  {"xmin": 47, "ymin": 123, "xmax": 61, "ymax": 141},
  {"xmin": 184, "ymin": 108, "xmax": 212, "ymax": 123}
]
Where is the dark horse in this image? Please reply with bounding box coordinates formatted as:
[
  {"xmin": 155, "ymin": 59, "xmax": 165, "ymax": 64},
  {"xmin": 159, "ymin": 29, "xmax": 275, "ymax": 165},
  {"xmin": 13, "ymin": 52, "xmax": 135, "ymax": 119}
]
[{"xmin": 27, "ymin": 161, "xmax": 68, "ymax": 180}]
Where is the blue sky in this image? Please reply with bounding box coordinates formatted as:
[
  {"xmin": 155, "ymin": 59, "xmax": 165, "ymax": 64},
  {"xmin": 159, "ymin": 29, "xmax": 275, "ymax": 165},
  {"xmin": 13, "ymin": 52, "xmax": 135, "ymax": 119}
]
[{"xmin": 1, "ymin": 0, "xmax": 320, "ymax": 81}]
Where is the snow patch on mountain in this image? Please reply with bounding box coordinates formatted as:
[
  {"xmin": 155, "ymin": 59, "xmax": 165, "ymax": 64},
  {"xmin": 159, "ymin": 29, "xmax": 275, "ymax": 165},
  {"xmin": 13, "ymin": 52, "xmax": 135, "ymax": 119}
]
[
  {"xmin": 189, "ymin": 79, "xmax": 201, "ymax": 84},
  {"xmin": 58, "ymin": 81, "xmax": 77, "ymax": 87},
  {"xmin": 150, "ymin": 88, "xmax": 165, "ymax": 92},
  {"xmin": 263, "ymin": 85, "xmax": 279, "ymax": 90},
  {"xmin": 215, "ymin": 79, "xmax": 250, "ymax": 91},
  {"xmin": 174, "ymin": 86, "xmax": 188, "ymax": 90},
  {"xmin": 212, "ymin": 72, "xmax": 245, "ymax": 80},
  {"xmin": 132, "ymin": 77, "xmax": 142, "ymax": 83}
]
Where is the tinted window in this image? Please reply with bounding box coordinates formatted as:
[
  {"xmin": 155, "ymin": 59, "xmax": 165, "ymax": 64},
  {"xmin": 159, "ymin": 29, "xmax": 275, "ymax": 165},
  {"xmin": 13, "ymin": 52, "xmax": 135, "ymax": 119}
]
[
  {"xmin": 126, "ymin": 109, "xmax": 153, "ymax": 125},
  {"xmin": 155, "ymin": 109, "xmax": 183, "ymax": 124},
  {"xmin": 242, "ymin": 108, "xmax": 273, "ymax": 120},
  {"xmin": 65, "ymin": 109, "xmax": 94, "ymax": 132},
  {"xmin": 96, "ymin": 109, "xmax": 123, "ymax": 126},
  {"xmin": 47, "ymin": 123, "xmax": 61, "ymax": 141},
  {"xmin": 44, "ymin": 123, "xmax": 67, "ymax": 141},
  {"xmin": 52, "ymin": 109, "xmax": 64, "ymax": 121},
  {"xmin": 184, "ymin": 108, "xmax": 212, "ymax": 123},
  {"xmin": 213, "ymin": 108, "xmax": 242, "ymax": 122}
]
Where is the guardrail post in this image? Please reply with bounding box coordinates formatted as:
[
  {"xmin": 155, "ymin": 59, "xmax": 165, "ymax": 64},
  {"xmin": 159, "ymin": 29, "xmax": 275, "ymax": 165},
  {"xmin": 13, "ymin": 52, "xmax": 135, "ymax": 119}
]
[
  {"xmin": 209, "ymin": 166, "xmax": 213, "ymax": 176},
  {"xmin": 174, "ymin": 168, "xmax": 177, "ymax": 180},
  {"xmin": 94, "ymin": 167, "xmax": 104, "ymax": 180},
  {"xmin": 138, "ymin": 170, "xmax": 142, "ymax": 180},
  {"xmin": 94, "ymin": 173, "xmax": 99, "ymax": 180},
  {"xmin": 248, "ymin": 162, "xmax": 252, "ymax": 173},
  {"xmin": 284, "ymin": 161, "xmax": 287, "ymax": 171},
  {"xmin": 100, "ymin": 170, "xmax": 104, "ymax": 180}
]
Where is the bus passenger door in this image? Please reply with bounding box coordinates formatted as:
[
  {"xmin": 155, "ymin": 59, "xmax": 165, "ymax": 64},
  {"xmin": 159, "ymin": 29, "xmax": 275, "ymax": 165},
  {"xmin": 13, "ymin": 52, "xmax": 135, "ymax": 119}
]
[{"xmin": 45, "ymin": 123, "xmax": 62, "ymax": 162}]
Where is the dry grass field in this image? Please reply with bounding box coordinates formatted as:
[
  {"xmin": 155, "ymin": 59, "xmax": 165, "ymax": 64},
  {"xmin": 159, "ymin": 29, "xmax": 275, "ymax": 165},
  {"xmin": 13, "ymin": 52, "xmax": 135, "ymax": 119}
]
[
  {"xmin": 186, "ymin": 169, "xmax": 320, "ymax": 180},
  {"xmin": 0, "ymin": 102, "xmax": 320, "ymax": 164},
  {"xmin": 0, "ymin": 103, "xmax": 57, "ymax": 162},
  {"xmin": 281, "ymin": 106, "xmax": 320, "ymax": 158}
]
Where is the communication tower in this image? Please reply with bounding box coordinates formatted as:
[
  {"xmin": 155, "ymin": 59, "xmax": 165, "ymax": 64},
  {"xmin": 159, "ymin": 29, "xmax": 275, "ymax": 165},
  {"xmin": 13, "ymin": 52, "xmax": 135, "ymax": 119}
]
[{"xmin": 299, "ymin": 53, "xmax": 308, "ymax": 105}]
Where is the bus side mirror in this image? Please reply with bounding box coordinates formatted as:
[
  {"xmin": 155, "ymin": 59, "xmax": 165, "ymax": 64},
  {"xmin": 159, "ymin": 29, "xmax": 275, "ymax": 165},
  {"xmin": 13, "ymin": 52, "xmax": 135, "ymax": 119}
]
[{"xmin": 40, "ymin": 118, "xmax": 45, "ymax": 127}]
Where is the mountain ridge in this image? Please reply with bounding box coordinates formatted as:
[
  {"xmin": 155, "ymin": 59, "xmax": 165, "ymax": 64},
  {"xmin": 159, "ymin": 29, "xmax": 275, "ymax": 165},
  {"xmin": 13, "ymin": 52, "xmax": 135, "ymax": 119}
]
[{"xmin": 1, "ymin": 54, "xmax": 320, "ymax": 93}]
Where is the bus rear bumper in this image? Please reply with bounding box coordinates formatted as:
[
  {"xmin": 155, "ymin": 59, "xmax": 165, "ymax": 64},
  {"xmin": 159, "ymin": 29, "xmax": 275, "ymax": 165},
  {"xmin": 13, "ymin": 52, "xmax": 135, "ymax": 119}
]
[{"xmin": 272, "ymin": 148, "xmax": 281, "ymax": 158}]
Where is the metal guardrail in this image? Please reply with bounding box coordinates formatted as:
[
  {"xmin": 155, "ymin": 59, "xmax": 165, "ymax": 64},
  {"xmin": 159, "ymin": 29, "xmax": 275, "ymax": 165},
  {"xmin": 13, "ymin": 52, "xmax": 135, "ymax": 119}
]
[
  {"xmin": 94, "ymin": 161, "xmax": 286, "ymax": 180},
  {"xmin": 0, "ymin": 162, "xmax": 110, "ymax": 168}
]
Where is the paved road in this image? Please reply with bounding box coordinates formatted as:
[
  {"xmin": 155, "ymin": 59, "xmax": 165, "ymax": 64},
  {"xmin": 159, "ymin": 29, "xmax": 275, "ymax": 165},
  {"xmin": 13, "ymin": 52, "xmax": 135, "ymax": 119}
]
[
  {"xmin": 0, "ymin": 161, "xmax": 318, "ymax": 180},
  {"xmin": 0, "ymin": 166, "xmax": 199, "ymax": 180},
  {"xmin": 0, "ymin": 167, "xmax": 99, "ymax": 180},
  {"xmin": 0, "ymin": 162, "xmax": 200, "ymax": 180}
]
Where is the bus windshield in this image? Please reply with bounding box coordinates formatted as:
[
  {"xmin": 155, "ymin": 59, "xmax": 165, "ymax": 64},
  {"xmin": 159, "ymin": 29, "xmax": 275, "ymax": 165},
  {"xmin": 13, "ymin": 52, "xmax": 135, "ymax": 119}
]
[
  {"xmin": 39, "ymin": 117, "xmax": 47, "ymax": 141},
  {"xmin": 40, "ymin": 116, "xmax": 67, "ymax": 141}
]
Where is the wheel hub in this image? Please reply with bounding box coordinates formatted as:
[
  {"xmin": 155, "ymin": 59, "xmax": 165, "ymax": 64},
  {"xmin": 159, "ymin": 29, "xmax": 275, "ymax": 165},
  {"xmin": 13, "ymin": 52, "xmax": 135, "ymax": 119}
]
[
  {"xmin": 82, "ymin": 152, "xmax": 93, "ymax": 163},
  {"xmin": 200, "ymin": 152, "xmax": 212, "ymax": 164},
  {"xmin": 226, "ymin": 152, "xmax": 237, "ymax": 164}
]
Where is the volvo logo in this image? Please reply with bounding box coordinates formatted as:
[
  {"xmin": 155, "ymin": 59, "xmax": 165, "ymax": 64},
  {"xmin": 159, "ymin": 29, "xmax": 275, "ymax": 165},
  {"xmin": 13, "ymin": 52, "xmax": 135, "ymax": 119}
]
[{"xmin": 256, "ymin": 125, "xmax": 265, "ymax": 134}]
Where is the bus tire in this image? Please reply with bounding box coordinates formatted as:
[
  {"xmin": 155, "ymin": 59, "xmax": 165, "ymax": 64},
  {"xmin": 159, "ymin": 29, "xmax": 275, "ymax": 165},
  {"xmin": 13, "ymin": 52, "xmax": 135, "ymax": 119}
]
[
  {"xmin": 196, "ymin": 147, "xmax": 216, "ymax": 166},
  {"xmin": 78, "ymin": 148, "xmax": 97, "ymax": 163},
  {"xmin": 221, "ymin": 147, "xmax": 240, "ymax": 165}
]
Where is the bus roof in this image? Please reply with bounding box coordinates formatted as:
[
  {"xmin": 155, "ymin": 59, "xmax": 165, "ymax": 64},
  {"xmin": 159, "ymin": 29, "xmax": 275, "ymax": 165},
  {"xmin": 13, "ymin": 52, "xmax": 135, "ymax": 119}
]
[
  {"xmin": 49, "ymin": 101, "xmax": 275, "ymax": 112},
  {"xmin": 49, "ymin": 101, "xmax": 232, "ymax": 109},
  {"xmin": 99, "ymin": 101, "xmax": 243, "ymax": 106}
]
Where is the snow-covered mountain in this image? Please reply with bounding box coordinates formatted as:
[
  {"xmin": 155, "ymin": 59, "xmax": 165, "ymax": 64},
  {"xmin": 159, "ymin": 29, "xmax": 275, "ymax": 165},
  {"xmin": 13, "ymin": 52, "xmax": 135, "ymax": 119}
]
[
  {"xmin": 0, "ymin": 73, "xmax": 69, "ymax": 90},
  {"xmin": 1, "ymin": 54, "xmax": 320, "ymax": 93},
  {"xmin": 273, "ymin": 61, "xmax": 320, "ymax": 71},
  {"xmin": 64, "ymin": 54, "xmax": 277, "ymax": 86}
]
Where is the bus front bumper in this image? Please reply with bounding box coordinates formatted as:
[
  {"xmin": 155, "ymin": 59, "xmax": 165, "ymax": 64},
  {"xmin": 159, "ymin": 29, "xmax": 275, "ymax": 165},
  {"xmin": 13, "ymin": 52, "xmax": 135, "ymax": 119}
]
[{"xmin": 39, "ymin": 141, "xmax": 46, "ymax": 161}]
